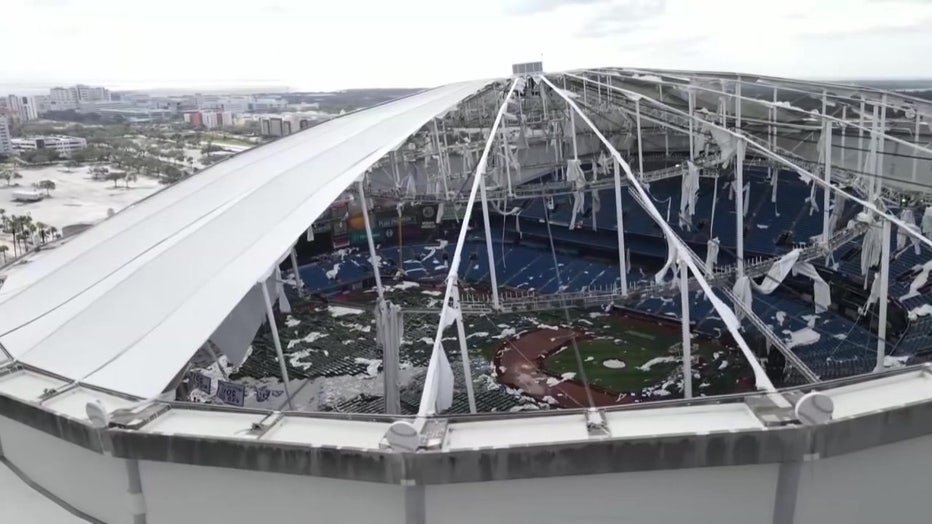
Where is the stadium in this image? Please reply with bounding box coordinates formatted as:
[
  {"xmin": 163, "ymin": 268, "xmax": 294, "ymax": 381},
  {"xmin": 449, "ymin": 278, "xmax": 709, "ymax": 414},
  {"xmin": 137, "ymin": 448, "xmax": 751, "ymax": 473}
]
[{"xmin": 1, "ymin": 65, "xmax": 932, "ymax": 523}]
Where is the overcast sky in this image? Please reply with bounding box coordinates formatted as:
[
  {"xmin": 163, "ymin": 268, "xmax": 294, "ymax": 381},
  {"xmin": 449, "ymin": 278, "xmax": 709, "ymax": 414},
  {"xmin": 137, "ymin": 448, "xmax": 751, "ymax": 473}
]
[{"xmin": 2, "ymin": 0, "xmax": 931, "ymax": 93}]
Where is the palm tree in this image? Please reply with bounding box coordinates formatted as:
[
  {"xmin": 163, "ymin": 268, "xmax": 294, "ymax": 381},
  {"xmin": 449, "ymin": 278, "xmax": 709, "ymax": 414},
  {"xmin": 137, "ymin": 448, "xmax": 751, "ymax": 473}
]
[{"xmin": 35, "ymin": 222, "xmax": 48, "ymax": 244}]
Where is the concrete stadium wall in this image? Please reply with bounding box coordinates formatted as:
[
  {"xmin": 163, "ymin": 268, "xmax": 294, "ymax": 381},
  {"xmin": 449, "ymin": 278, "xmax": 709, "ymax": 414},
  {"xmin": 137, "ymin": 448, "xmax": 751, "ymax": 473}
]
[
  {"xmin": 6, "ymin": 368, "xmax": 932, "ymax": 523},
  {"xmin": 0, "ymin": 414, "xmax": 129, "ymax": 524},
  {"xmin": 796, "ymin": 434, "xmax": 932, "ymax": 524},
  {"xmin": 425, "ymin": 465, "xmax": 779, "ymax": 524},
  {"xmin": 139, "ymin": 461, "xmax": 406, "ymax": 524}
]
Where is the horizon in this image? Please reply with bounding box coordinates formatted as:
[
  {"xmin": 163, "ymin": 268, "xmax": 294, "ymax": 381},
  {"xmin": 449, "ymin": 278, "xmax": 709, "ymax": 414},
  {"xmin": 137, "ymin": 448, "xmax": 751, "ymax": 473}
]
[
  {"xmin": 3, "ymin": 0, "xmax": 932, "ymax": 94},
  {"xmin": 3, "ymin": 74, "xmax": 932, "ymax": 99}
]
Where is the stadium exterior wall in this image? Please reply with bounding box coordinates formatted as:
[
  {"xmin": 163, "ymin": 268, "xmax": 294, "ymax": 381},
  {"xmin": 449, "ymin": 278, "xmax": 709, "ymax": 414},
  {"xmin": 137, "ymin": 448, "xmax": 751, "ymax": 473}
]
[{"xmin": 3, "ymin": 366, "xmax": 932, "ymax": 523}]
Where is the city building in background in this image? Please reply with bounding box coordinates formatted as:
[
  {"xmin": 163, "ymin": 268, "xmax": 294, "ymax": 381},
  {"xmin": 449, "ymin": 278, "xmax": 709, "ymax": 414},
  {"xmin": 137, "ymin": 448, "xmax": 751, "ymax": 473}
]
[
  {"xmin": 11, "ymin": 135, "xmax": 88, "ymax": 156},
  {"xmin": 0, "ymin": 116, "xmax": 12, "ymax": 156},
  {"xmin": 257, "ymin": 113, "xmax": 320, "ymax": 137},
  {"xmin": 184, "ymin": 110, "xmax": 239, "ymax": 129},
  {"xmin": 5, "ymin": 95, "xmax": 38, "ymax": 121}
]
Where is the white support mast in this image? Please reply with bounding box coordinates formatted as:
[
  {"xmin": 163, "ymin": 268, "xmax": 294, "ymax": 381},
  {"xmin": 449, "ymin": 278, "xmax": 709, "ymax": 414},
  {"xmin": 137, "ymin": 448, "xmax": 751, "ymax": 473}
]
[
  {"xmin": 660, "ymin": 84, "xmax": 669, "ymax": 157},
  {"xmin": 876, "ymin": 218, "xmax": 891, "ymax": 371},
  {"xmin": 688, "ymin": 89, "xmax": 695, "ymax": 160},
  {"xmin": 260, "ymin": 282, "xmax": 293, "ymax": 410},
  {"xmin": 840, "ymin": 105, "xmax": 847, "ymax": 170},
  {"xmin": 357, "ymin": 179, "xmax": 385, "ymax": 301},
  {"xmin": 679, "ymin": 256, "xmax": 693, "ymax": 398},
  {"xmin": 878, "ymin": 94, "xmax": 887, "ymax": 180},
  {"xmin": 858, "ymin": 97, "xmax": 866, "ymax": 176},
  {"xmin": 289, "ymin": 248, "xmax": 304, "ymax": 297},
  {"xmin": 479, "ymin": 171, "xmax": 501, "ymax": 310},
  {"xmin": 452, "ymin": 285, "xmax": 477, "ymax": 413},
  {"xmin": 735, "ymin": 80, "xmax": 744, "ymax": 277},
  {"xmin": 912, "ymin": 109, "xmax": 921, "ymax": 183},
  {"xmin": 635, "ymin": 98, "xmax": 644, "ymax": 176},
  {"xmin": 614, "ymin": 160, "xmax": 628, "ymax": 295},
  {"xmin": 822, "ymin": 118, "xmax": 833, "ymax": 244},
  {"xmin": 735, "ymin": 140, "xmax": 746, "ymax": 277}
]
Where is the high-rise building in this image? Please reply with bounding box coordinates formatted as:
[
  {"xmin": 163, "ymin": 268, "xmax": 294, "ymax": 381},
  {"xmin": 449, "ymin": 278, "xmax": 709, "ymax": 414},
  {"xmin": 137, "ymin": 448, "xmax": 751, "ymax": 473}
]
[
  {"xmin": 48, "ymin": 84, "xmax": 110, "ymax": 110},
  {"xmin": 6, "ymin": 95, "xmax": 38, "ymax": 121},
  {"xmin": 34, "ymin": 95, "xmax": 51, "ymax": 115},
  {"xmin": 75, "ymin": 84, "xmax": 110, "ymax": 103},
  {"xmin": 0, "ymin": 116, "xmax": 13, "ymax": 156},
  {"xmin": 49, "ymin": 87, "xmax": 78, "ymax": 111}
]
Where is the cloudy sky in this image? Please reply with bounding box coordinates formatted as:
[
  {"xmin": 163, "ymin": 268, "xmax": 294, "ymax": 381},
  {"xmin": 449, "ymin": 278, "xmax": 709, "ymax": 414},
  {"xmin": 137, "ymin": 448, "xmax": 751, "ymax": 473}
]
[{"xmin": 2, "ymin": 0, "xmax": 931, "ymax": 93}]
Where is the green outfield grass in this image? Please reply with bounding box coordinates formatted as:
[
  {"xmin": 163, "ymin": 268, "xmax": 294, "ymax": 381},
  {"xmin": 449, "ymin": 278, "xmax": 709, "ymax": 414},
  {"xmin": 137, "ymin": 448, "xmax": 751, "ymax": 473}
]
[{"xmin": 544, "ymin": 316, "xmax": 722, "ymax": 394}]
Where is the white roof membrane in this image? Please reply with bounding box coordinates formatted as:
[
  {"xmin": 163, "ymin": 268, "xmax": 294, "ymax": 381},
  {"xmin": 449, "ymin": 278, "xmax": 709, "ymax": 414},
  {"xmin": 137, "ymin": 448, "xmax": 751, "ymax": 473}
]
[{"xmin": 0, "ymin": 80, "xmax": 489, "ymax": 398}]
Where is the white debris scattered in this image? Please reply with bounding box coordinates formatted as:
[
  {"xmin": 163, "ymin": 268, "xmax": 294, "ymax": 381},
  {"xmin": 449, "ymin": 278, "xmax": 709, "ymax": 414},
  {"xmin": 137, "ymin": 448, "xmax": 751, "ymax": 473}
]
[
  {"xmin": 354, "ymin": 358, "xmax": 382, "ymax": 377},
  {"xmin": 286, "ymin": 331, "xmax": 327, "ymax": 349},
  {"xmin": 638, "ymin": 356, "xmax": 677, "ymax": 371},
  {"xmin": 341, "ymin": 322, "xmax": 372, "ymax": 333},
  {"xmin": 908, "ymin": 304, "xmax": 932, "ymax": 321},
  {"xmin": 288, "ymin": 349, "xmax": 314, "ymax": 370},
  {"xmin": 785, "ymin": 328, "xmax": 820, "ymax": 349},
  {"xmin": 328, "ymin": 305, "xmax": 364, "ymax": 317},
  {"xmin": 883, "ymin": 355, "xmax": 910, "ymax": 368},
  {"xmin": 603, "ymin": 359, "xmax": 626, "ymax": 369}
]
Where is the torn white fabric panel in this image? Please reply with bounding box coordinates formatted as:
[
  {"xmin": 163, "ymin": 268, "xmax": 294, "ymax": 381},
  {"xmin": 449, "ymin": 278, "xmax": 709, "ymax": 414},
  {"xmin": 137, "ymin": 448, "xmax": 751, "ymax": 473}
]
[
  {"xmin": 570, "ymin": 191, "xmax": 585, "ymax": 229},
  {"xmin": 655, "ymin": 235, "xmax": 678, "ymax": 284},
  {"xmin": 901, "ymin": 259, "xmax": 932, "ymax": 300},
  {"xmin": 567, "ymin": 159, "xmax": 586, "ymax": 229},
  {"xmin": 755, "ymin": 249, "xmax": 802, "ymax": 294},
  {"xmin": 597, "ymin": 151, "xmax": 610, "ymax": 176},
  {"xmin": 708, "ymin": 125, "xmax": 738, "ymax": 167},
  {"xmin": 566, "ymin": 158, "xmax": 585, "ymax": 184},
  {"xmin": 861, "ymin": 272, "xmax": 882, "ymax": 315},
  {"xmin": 897, "ymin": 208, "xmax": 916, "ymax": 251},
  {"xmin": 828, "ymin": 195, "xmax": 844, "ymax": 236},
  {"xmin": 706, "ymin": 237, "xmax": 720, "ymax": 272},
  {"xmin": 732, "ymin": 276, "xmax": 754, "ymax": 322},
  {"xmin": 923, "ymin": 206, "xmax": 932, "ymax": 237},
  {"xmin": 680, "ymin": 161, "xmax": 700, "ymax": 230},
  {"xmin": 807, "ymin": 182, "xmax": 819, "ymax": 215},
  {"xmin": 860, "ymin": 222, "xmax": 883, "ymax": 277},
  {"xmin": 209, "ymin": 273, "xmax": 280, "ymax": 366},
  {"xmin": 792, "ymin": 262, "xmax": 831, "ymax": 313}
]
